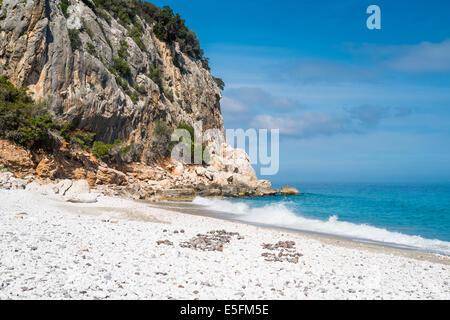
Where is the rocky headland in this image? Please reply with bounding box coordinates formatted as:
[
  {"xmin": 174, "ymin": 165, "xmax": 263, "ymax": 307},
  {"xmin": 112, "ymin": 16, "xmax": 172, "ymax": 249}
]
[
  {"xmin": 0, "ymin": 0, "xmax": 295, "ymax": 201},
  {"xmin": 0, "ymin": 137, "xmax": 281, "ymax": 202}
]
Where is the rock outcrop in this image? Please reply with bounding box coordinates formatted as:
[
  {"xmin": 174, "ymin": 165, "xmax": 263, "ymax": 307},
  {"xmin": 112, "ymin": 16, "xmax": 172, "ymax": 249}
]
[
  {"xmin": 0, "ymin": 140, "xmax": 34, "ymax": 177},
  {"xmin": 0, "ymin": 0, "xmax": 223, "ymax": 160},
  {"xmin": 281, "ymin": 186, "xmax": 301, "ymax": 196},
  {"xmin": 0, "ymin": 138, "xmax": 277, "ymax": 201},
  {"xmin": 0, "ymin": 1, "xmax": 285, "ymax": 200}
]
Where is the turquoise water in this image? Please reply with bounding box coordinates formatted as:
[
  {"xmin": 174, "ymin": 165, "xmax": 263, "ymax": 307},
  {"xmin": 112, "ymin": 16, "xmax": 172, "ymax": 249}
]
[{"xmin": 194, "ymin": 183, "xmax": 450, "ymax": 255}]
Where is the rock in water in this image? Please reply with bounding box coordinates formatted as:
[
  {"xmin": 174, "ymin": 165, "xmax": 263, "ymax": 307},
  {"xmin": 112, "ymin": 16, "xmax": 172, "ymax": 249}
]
[{"xmin": 281, "ymin": 186, "xmax": 301, "ymax": 196}]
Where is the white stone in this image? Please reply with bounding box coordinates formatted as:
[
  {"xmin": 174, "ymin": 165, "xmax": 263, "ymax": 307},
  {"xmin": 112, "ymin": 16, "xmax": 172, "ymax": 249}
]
[
  {"xmin": 0, "ymin": 189, "xmax": 448, "ymax": 300},
  {"xmin": 56, "ymin": 179, "xmax": 73, "ymax": 195},
  {"xmin": 173, "ymin": 162, "xmax": 184, "ymax": 176},
  {"xmin": 66, "ymin": 193, "xmax": 98, "ymax": 204},
  {"xmin": 25, "ymin": 181, "xmax": 43, "ymax": 192},
  {"xmin": 0, "ymin": 172, "xmax": 13, "ymax": 184},
  {"xmin": 65, "ymin": 180, "xmax": 90, "ymax": 197}
]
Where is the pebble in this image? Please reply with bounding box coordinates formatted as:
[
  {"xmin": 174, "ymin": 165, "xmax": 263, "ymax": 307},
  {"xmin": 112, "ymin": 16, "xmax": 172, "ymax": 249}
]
[{"xmin": 0, "ymin": 189, "xmax": 448, "ymax": 300}]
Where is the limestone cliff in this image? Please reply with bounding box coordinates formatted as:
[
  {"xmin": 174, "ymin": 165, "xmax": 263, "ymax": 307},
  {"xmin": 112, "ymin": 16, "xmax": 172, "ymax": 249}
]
[
  {"xmin": 0, "ymin": 0, "xmax": 277, "ymax": 199},
  {"xmin": 0, "ymin": 0, "xmax": 223, "ymax": 160}
]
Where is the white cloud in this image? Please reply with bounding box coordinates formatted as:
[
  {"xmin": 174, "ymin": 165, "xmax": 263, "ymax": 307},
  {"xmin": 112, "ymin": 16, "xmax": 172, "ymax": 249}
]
[
  {"xmin": 251, "ymin": 105, "xmax": 412, "ymax": 138},
  {"xmin": 252, "ymin": 113, "xmax": 349, "ymax": 137},
  {"xmin": 347, "ymin": 39, "xmax": 450, "ymax": 74},
  {"xmin": 225, "ymin": 87, "xmax": 298, "ymax": 111},
  {"xmin": 221, "ymin": 96, "xmax": 247, "ymax": 112},
  {"xmin": 386, "ymin": 39, "xmax": 450, "ymax": 73}
]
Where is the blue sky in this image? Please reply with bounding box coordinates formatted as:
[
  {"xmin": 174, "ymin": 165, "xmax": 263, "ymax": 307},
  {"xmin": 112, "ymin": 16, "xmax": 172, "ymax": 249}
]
[{"xmin": 149, "ymin": 0, "xmax": 450, "ymax": 183}]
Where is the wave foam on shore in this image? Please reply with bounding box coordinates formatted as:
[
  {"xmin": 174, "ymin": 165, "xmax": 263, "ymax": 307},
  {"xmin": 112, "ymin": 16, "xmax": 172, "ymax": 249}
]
[{"xmin": 193, "ymin": 197, "xmax": 450, "ymax": 255}]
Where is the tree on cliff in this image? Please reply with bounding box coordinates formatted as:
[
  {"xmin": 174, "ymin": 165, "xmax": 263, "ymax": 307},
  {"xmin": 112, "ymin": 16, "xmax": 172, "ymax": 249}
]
[{"xmin": 0, "ymin": 76, "xmax": 56, "ymax": 149}]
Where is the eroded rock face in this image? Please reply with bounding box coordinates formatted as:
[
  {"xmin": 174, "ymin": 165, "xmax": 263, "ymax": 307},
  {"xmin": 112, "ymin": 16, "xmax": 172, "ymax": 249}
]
[
  {"xmin": 0, "ymin": 0, "xmax": 224, "ymax": 160},
  {"xmin": 0, "ymin": 140, "xmax": 35, "ymax": 177},
  {"xmin": 0, "ymin": 1, "xmax": 276, "ymax": 199},
  {"xmin": 35, "ymin": 157, "xmax": 58, "ymax": 179}
]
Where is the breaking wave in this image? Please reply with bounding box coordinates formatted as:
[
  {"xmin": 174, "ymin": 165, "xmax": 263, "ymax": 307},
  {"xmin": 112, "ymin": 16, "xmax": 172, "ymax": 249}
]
[{"xmin": 193, "ymin": 197, "xmax": 450, "ymax": 255}]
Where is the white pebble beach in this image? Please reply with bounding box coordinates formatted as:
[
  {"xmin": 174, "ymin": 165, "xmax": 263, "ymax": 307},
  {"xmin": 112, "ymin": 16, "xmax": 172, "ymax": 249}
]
[{"xmin": 0, "ymin": 189, "xmax": 449, "ymax": 300}]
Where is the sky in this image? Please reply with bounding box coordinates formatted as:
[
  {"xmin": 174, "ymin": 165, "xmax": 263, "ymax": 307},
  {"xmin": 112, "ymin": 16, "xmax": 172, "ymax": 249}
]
[{"xmin": 148, "ymin": 0, "xmax": 450, "ymax": 183}]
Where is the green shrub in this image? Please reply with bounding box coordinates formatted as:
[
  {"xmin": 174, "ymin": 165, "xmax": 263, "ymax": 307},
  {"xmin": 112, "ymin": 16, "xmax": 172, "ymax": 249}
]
[
  {"xmin": 92, "ymin": 141, "xmax": 111, "ymax": 161},
  {"xmin": 0, "ymin": 76, "xmax": 57, "ymax": 149},
  {"xmin": 113, "ymin": 40, "xmax": 131, "ymax": 78},
  {"xmin": 118, "ymin": 40, "xmax": 128, "ymax": 59},
  {"xmin": 71, "ymin": 130, "xmax": 96, "ymax": 149},
  {"xmin": 92, "ymin": 139, "xmax": 127, "ymax": 161},
  {"xmin": 59, "ymin": 121, "xmax": 72, "ymax": 141},
  {"xmin": 115, "ymin": 76, "xmax": 130, "ymax": 93},
  {"xmin": 97, "ymin": 9, "xmax": 111, "ymax": 25},
  {"xmin": 130, "ymin": 22, "xmax": 145, "ymax": 50},
  {"xmin": 153, "ymin": 6, "xmax": 204, "ymax": 60},
  {"xmin": 68, "ymin": 29, "xmax": 82, "ymax": 51},
  {"xmin": 86, "ymin": 42, "xmax": 98, "ymax": 57},
  {"xmin": 137, "ymin": 1, "xmax": 159, "ymax": 23},
  {"xmin": 14, "ymin": 114, "xmax": 56, "ymax": 147},
  {"xmin": 201, "ymin": 57, "xmax": 210, "ymax": 71},
  {"xmin": 81, "ymin": 18, "xmax": 94, "ymax": 39},
  {"xmin": 113, "ymin": 56, "xmax": 131, "ymax": 78},
  {"xmin": 118, "ymin": 7, "xmax": 132, "ymax": 25},
  {"xmin": 59, "ymin": 121, "xmax": 96, "ymax": 150},
  {"xmin": 148, "ymin": 66, "xmax": 163, "ymax": 91},
  {"xmin": 94, "ymin": 0, "xmax": 136, "ymax": 26},
  {"xmin": 120, "ymin": 144, "xmax": 132, "ymax": 156},
  {"xmin": 129, "ymin": 92, "xmax": 138, "ymax": 103},
  {"xmin": 90, "ymin": 2, "xmax": 215, "ymax": 78},
  {"xmin": 60, "ymin": 0, "xmax": 70, "ymax": 18},
  {"xmin": 93, "ymin": 0, "xmax": 159, "ymax": 26},
  {"xmin": 213, "ymin": 77, "xmax": 225, "ymax": 90}
]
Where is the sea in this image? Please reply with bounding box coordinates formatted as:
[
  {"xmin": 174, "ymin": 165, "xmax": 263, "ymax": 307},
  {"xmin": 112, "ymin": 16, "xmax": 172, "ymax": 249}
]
[{"xmin": 193, "ymin": 183, "xmax": 450, "ymax": 255}]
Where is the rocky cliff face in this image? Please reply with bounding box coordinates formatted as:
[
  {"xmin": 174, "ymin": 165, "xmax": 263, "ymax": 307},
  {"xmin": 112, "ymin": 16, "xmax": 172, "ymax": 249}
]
[
  {"xmin": 0, "ymin": 0, "xmax": 277, "ymax": 199},
  {"xmin": 0, "ymin": 0, "xmax": 223, "ymax": 161}
]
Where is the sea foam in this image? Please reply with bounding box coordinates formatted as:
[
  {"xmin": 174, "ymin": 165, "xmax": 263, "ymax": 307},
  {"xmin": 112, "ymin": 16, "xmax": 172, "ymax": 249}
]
[{"xmin": 193, "ymin": 197, "xmax": 450, "ymax": 255}]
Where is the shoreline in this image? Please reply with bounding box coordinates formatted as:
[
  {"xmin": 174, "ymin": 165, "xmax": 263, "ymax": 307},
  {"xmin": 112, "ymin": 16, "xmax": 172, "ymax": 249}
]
[
  {"xmin": 147, "ymin": 200, "xmax": 450, "ymax": 265},
  {"xmin": 1, "ymin": 189, "xmax": 449, "ymax": 299}
]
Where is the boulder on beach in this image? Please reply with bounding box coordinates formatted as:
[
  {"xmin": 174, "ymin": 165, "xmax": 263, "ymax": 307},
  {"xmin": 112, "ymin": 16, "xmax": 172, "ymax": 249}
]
[
  {"xmin": 55, "ymin": 179, "xmax": 73, "ymax": 196},
  {"xmin": 65, "ymin": 180, "xmax": 91, "ymax": 197},
  {"xmin": 66, "ymin": 193, "xmax": 98, "ymax": 204},
  {"xmin": 156, "ymin": 188, "xmax": 196, "ymax": 202}
]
